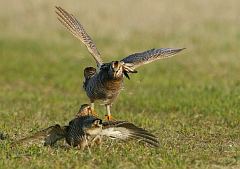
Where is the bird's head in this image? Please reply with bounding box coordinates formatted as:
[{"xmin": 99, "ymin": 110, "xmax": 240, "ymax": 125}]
[
  {"xmin": 76, "ymin": 104, "xmax": 93, "ymax": 117},
  {"xmin": 83, "ymin": 118, "xmax": 103, "ymax": 135},
  {"xmin": 109, "ymin": 61, "xmax": 124, "ymax": 78}
]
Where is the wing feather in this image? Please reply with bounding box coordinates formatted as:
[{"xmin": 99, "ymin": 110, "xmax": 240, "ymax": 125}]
[
  {"xmin": 55, "ymin": 6, "xmax": 103, "ymax": 67},
  {"xmin": 13, "ymin": 125, "xmax": 67, "ymax": 146},
  {"xmin": 121, "ymin": 48, "xmax": 185, "ymax": 69},
  {"xmin": 101, "ymin": 121, "xmax": 159, "ymax": 147}
]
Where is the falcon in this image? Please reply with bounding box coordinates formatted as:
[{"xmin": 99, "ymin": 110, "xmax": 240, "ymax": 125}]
[
  {"xmin": 14, "ymin": 104, "xmax": 159, "ymax": 149},
  {"xmin": 55, "ymin": 6, "xmax": 185, "ymax": 120}
]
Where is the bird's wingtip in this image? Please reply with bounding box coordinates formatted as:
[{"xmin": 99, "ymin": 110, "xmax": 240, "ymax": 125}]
[{"xmin": 178, "ymin": 47, "xmax": 186, "ymax": 51}]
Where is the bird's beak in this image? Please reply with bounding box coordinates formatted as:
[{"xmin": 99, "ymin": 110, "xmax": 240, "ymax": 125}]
[
  {"xmin": 93, "ymin": 119, "xmax": 102, "ymax": 126},
  {"xmin": 112, "ymin": 61, "xmax": 124, "ymax": 78}
]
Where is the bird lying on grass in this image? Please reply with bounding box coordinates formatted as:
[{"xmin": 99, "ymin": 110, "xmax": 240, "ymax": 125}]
[
  {"xmin": 55, "ymin": 6, "xmax": 185, "ymax": 120},
  {"xmin": 13, "ymin": 104, "xmax": 159, "ymax": 149}
]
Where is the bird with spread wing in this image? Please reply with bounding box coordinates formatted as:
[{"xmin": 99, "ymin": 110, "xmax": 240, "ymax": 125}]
[
  {"xmin": 55, "ymin": 6, "xmax": 185, "ymax": 120},
  {"xmin": 13, "ymin": 104, "xmax": 159, "ymax": 149}
]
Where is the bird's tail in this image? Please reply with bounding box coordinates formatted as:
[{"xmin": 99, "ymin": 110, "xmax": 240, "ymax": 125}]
[{"xmin": 101, "ymin": 121, "xmax": 159, "ymax": 147}]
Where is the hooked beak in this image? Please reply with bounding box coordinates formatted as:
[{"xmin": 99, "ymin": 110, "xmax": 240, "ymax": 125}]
[{"xmin": 93, "ymin": 119, "xmax": 102, "ymax": 126}]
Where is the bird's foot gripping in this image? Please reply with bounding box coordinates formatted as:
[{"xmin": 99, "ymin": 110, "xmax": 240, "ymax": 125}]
[{"xmin": 105, "ymin": 114, "xmax": 114, "ymax": 121}]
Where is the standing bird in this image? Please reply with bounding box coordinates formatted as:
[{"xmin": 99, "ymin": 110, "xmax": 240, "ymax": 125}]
[
  {"xmin": 55, "ymin": 6, "xmax": 185, "ymax": 120},
  {"xmin": 13, "ymin": 104, "xmax": 159, "ymax": 149}
]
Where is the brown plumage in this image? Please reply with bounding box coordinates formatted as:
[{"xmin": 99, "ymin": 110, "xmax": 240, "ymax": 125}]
[
  {"xmin": 13, "ymin": 104, "xmax": 159, "ymax": 149},
  {"xmin": 55, "ymin": 6, "xmax": 185, "ymax": 119}
]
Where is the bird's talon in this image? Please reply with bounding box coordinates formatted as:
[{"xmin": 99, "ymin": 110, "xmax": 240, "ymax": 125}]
[{"xmin": 105, "ymin": 114, "xmax": 113, "ymax": 121}]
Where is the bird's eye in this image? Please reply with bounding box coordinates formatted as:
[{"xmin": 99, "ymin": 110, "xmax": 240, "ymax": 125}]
[{"xmin": 112, "ymin": 61, "xmax": 119, "ymax": 69}]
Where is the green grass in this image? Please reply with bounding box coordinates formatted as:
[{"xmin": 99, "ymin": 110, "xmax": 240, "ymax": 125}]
[{"xmin": 1, "ymin": 0, "xmax": 240, "ymax": 168}]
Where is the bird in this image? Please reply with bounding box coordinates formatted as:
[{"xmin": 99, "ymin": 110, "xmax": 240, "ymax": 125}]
[
  {"xmin": 55, "ymin": 6, "xmax": 185, "ymax": 120},
  {"xmin": 13, "ymin": 104, "xmax": 159, "ymax": 149}
]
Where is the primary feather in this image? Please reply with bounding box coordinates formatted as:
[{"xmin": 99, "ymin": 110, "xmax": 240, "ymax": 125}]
[
  {"xmin": 13, "ymin": 125, "xmax": 66, "ymax": 146},
  {"xmin": 121, "ymin": 48, "xmax": 186, "ymax": 69},
  {"xmin": 56, "ymin": 6, "xmax": 103, "ymax": 67},
  {"xmin": 101, "ymin": 121, "xmax": 159, "ymax": 147}
]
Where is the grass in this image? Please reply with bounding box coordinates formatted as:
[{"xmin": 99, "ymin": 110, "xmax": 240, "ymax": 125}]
[{"xmin": 0, "ymin": 0, "xmax": 240, "ymax": 168}]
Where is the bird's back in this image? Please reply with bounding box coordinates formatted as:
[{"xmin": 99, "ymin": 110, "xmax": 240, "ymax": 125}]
[
  {"xmin": 66, "ymin": 117, "xmax": 85, "ymax": 147},
  {"xmin": 65, "ymin": 116, "xmax": 99, "ymax": 147}
]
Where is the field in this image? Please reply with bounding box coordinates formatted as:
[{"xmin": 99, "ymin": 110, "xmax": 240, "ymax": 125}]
[{"xmin": 0, "ymin": 0, "xmax": 240, "ymax": 168}]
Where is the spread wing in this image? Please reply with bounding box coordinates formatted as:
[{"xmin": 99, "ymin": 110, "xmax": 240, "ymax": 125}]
[
  {"xmin": 121, "ymin": 48, "xmax": 185, "ymax": 70},
  {"xmin": 55, "ymin": 6, "xmax": 103, "ymax": 67},
  {"xmin": 101, "ymin": 121, "xmax": 159, "ymax": 147},
  {"xmin": 13, "ymin": 124, "xmax": 67, "ymax": 146}
]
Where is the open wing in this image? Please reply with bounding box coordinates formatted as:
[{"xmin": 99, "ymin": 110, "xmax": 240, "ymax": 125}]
[
  {"xmin": 101, "ymin": 121, "xmax": 159, "ymax": 147},
  {"xmin": 56, "ymin": 6, "xmax": 103, "ymax": 67},
  {"xmin": 121, "ymin": 48, "xmax": 185, "ymax": 70},
  {"xmin": 13, "ymin": 124, "xmax": 67, "ymax": 146}
]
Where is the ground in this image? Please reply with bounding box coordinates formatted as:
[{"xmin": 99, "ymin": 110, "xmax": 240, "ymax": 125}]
[{"xmin": 0, "ymin": 0, "xmax": 240, "ymax": 168}]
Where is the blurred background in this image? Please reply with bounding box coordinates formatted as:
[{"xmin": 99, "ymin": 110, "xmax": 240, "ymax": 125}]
[
  {"xmin": 0, "ymin": 0, "xmax": 240, "ymax": 168},
  {"xmin": 1, "ymin": 0, "xmax": 239, "ymax": 47},
  {"xmin": 0, "ymin": 0, "xmax": 239, "ymax": 125}
]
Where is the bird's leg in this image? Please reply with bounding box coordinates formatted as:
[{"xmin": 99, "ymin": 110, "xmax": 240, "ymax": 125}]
[
  {"xmin": 105, "ymin": 104, "xmax": 113, "ymax": 121},
  {"xmin": 90, "ymin": 102, "xmax": 98, "ymax": 117},
  {"xmin": 90, "ymin": 102, "xmax": 94, "ymax": 110}
]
